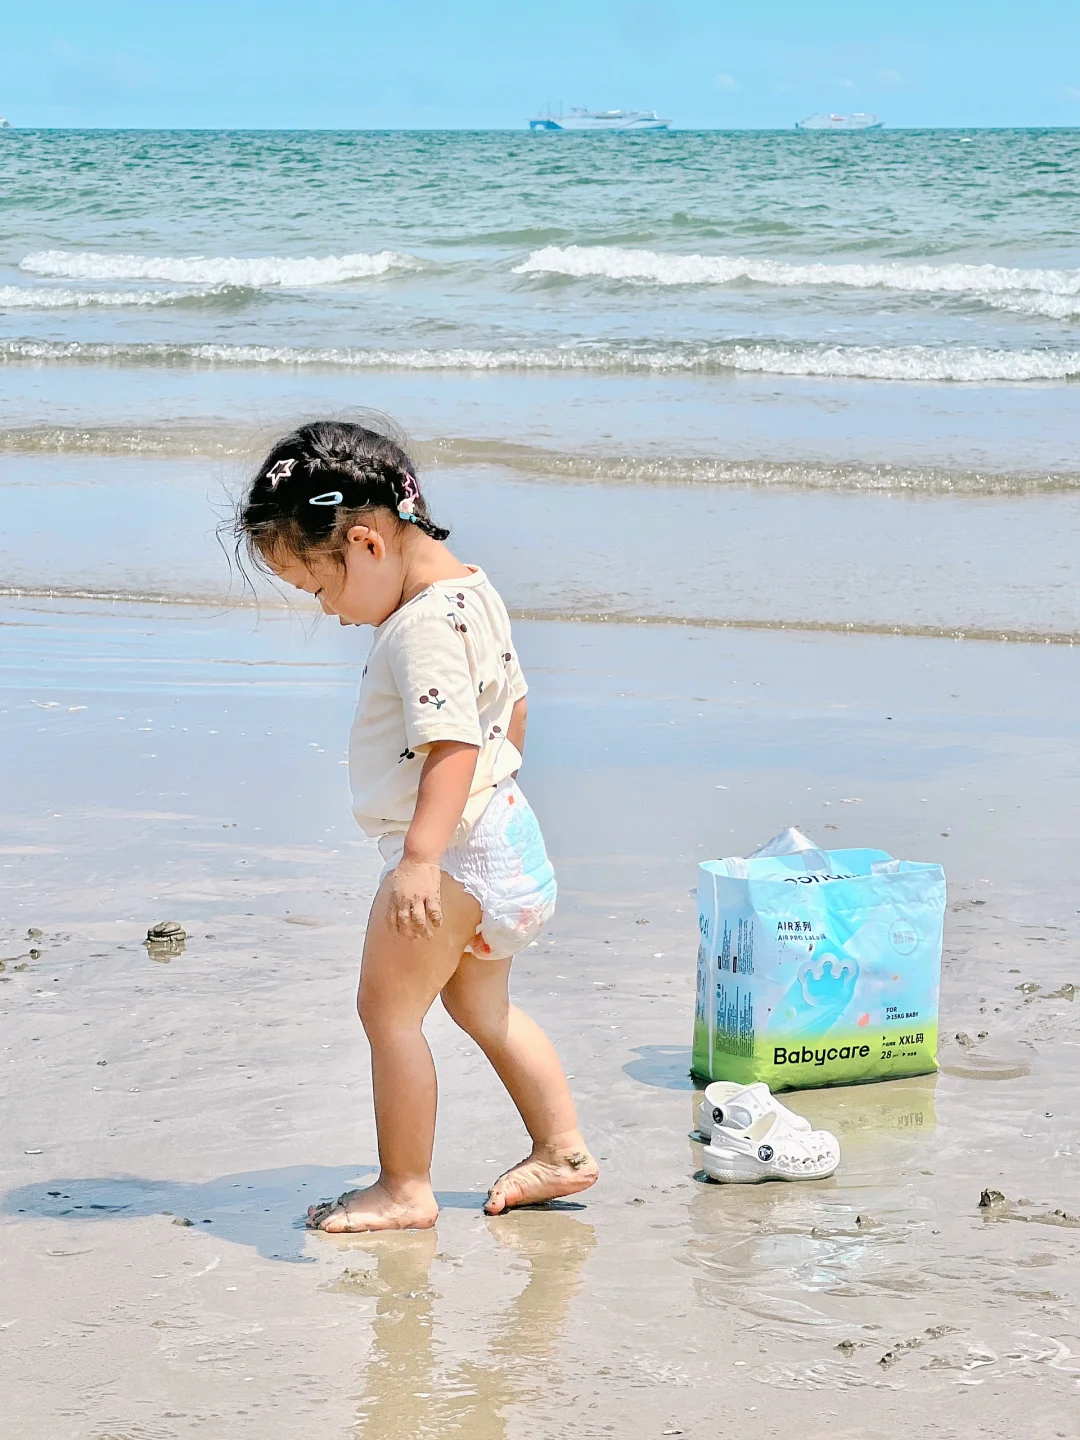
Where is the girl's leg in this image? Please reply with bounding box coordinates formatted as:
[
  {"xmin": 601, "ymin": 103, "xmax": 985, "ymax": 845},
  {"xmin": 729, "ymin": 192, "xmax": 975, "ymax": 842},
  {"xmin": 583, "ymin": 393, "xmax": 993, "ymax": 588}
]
[
  {"xmin": 440, "ymin": 952, "xmax": 598, "ymax": 1214},
  {"xmin": 307, "ymin": 872, "xmax": 482, "ymax": 1233}
]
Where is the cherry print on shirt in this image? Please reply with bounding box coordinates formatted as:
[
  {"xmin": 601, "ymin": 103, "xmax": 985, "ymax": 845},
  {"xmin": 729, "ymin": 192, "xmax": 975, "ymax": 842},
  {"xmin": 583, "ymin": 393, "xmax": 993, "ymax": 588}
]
[
  {"xmin": 399, "ymin": 746, "xmax": 416, "ymax": 763},
  {"xmin": 502, "ymin": 652, "xmax": 512, "ymax": 664},
  {"xmin": 488, "ymin": 724, "xmax": 503, "ymax": 740},
  {"xmin": 418, "ymin": 688, "xmax": 446, "ymax": 710},
  {"xmin": 445, "ymin": 593, "xmax": 468, "ymax": 633}
]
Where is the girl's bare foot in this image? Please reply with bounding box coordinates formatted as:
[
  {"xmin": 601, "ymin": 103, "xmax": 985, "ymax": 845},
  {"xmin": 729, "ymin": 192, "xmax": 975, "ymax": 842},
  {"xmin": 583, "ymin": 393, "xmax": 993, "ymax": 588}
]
[
  {"xmin": 484, "ymin": 1143, "xmax": 599, "ymax": 1215},
  {"xmin": 306, "ymin": 1179, "xmax": 439, "ymax": 1233}
]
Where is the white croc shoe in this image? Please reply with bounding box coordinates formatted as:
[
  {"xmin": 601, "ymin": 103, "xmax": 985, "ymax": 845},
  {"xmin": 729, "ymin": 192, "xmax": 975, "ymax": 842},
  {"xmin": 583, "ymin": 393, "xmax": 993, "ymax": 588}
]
[
  {"xmin": 700, "ymin": 1085, "xmax": 840, "ymax": 1184},
  {"xmin": 694, "ymin": 1080, "xmax": 811, "ymax": 1142}
]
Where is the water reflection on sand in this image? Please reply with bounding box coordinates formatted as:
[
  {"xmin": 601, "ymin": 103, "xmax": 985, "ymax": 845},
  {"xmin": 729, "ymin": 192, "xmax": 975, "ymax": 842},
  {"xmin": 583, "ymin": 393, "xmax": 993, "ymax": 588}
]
[{"xmin": 329, "ymin": 1213, "xmax": 595, "ymax": 1439}]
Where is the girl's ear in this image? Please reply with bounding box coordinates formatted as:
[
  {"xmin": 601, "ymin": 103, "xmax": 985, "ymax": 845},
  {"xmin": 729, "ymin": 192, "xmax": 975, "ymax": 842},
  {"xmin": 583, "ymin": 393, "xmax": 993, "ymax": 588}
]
[{"xmin": 346, "ymin": 523, "xmax": 385, "ymax": 560}]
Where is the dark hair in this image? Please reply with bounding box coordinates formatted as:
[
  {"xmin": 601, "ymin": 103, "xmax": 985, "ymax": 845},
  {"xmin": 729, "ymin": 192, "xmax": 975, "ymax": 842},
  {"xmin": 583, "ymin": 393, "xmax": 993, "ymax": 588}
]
[{"xmin": 235, "ymin": 419, "xmax": 449, "ymax": 576}]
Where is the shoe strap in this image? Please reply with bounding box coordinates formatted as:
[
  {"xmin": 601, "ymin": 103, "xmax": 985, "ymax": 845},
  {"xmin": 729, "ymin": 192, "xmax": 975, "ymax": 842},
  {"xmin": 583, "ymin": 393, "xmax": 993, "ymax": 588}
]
[{"xmin": 713, "ymin": 1082, "xmax": 774, "ymax": 1133}]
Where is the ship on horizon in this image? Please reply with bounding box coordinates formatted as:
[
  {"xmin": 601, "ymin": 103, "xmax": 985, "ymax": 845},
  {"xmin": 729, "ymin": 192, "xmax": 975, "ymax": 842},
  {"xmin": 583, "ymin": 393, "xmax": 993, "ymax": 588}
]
[
  {"xmin": 796, "ymin": 112, "xmax": 883, "ymax": 132},
  {"xmin": 529, "ymin": 107, "xmax": 670, "ymax": 132}
]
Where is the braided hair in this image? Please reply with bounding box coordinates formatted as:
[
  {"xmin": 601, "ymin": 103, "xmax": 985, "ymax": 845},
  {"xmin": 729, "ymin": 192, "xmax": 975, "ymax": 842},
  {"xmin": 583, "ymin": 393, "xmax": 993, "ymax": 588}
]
[{"xmin": 237, "ymin": 420, "xmax": 448, "ymax": 576}]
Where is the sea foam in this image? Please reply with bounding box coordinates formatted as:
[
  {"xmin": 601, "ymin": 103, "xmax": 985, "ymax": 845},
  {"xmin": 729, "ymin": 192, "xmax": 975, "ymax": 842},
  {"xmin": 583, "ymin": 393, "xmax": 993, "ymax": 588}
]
[
  {"xmin": 0, "ymin": 284, "xmax": 240, "ymax": 309},
  {"xmin": 3, "ymin": 337, "xmax": 1079, "ymax": 383},
  {"xmin": 19, "ymin": 249, "xmax": 422, "ymax": 288},
  {"xmin": 514, "ymin": 245, "xmax": 1080, "ymax": 304}
]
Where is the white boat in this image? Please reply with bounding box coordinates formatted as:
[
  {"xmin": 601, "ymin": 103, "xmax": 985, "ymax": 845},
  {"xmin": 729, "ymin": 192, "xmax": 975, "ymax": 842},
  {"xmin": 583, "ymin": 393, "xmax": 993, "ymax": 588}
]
[
  {"xmin": 796, "ymin": 112, "xmax": 883, "ymax": 132},
  {"xmin": 529, "ymin": 108, "xmax": 670, "ymax": 132}
]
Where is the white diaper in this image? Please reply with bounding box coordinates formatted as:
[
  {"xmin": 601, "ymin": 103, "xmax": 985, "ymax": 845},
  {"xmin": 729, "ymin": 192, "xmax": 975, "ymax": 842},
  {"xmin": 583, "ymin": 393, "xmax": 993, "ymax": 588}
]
[{"xmin": 377, "ymin": 779, "xmax": 557, "ymax": 960}]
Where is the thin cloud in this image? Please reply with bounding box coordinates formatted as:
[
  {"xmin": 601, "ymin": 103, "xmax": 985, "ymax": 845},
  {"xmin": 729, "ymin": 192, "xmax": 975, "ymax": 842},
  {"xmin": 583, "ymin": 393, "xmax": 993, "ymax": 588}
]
[
  {"xmin": 837, "ymin": 78, "xmax": 855, "ymax": 89},
  {"xmin": 1064, "ymin": 86, "xmax": 1080, "ymax": 100},
  {"xmin": 878, "ymin": 68, "xmax": 903, "ymax": 84},
  {"xmin": 714, "ymin": 73, "xmax": 739, "ymax": 91}
]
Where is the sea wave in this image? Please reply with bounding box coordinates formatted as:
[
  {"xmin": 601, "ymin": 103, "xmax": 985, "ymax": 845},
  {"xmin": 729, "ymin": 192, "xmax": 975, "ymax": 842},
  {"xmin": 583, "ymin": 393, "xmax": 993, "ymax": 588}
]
[
  {"xmin": 0, "ymin": 283, "xmax": 257, "ymax": 310},
  {"xmin": 426, "ymin": 440, "xmax": 1080, "ymax": 495},
  {"xmin": 984, "ymin": 291, "xmax": 1080, "ymax": 321},
  {"xmin": 3, "ymin": 425, "xmax": 1077, "ymax": 496},
  {"xmin": 513, "ymin": 245, "xmax": 1080, "ymax": 308},
  {"xmin": 0, "ymin": 424, "xmax": 256, "ymax": 456},
  {"xmin": 3, "ymin": 335, "xmax": 1080, "ymax": 382},
  {"xmin": 2, "ymin": 585, "xmax": 1075, "ymax": 646},
  {"xmin": 19, "ymin": 249, "xmax": 422, "ymax": 287}
]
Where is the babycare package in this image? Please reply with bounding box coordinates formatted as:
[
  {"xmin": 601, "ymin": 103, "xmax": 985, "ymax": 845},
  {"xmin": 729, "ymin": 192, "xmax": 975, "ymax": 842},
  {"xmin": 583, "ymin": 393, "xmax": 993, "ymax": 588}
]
[{"xmin": 693, "ymin": 829, "xmax": 945, "ymax": 1091}]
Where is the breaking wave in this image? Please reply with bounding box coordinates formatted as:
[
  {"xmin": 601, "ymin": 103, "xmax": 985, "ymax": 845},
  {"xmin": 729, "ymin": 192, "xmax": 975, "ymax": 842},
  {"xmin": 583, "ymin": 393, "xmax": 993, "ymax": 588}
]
[
  {"xmin": 19, "ymin": 249, "xmax": 422, "ymax": 287},
  {"xmin": 514, "ymin": 245, "xmax": 1080, "ymax": 314},
  {"xmin": 0, "ymin": 283, "xmax": 256, "ymax": 310},
  {"xmin": 3, "ymin": 336, "xmax": 1080, "ymax": 382}
]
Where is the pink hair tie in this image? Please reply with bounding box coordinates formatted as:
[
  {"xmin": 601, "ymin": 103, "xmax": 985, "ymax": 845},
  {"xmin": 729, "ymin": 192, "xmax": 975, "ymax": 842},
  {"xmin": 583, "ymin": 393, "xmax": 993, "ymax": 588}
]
[{"xmin": 398, "ymin": 471, "xmax": 421, "ymax": 523}]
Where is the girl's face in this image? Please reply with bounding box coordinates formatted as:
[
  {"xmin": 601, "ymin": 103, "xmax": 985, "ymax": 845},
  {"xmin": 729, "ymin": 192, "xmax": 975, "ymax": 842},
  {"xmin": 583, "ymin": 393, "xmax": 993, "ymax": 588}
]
[{"xmin": 266, "ymin": 522, "xmax": 405, "ymax": 627}]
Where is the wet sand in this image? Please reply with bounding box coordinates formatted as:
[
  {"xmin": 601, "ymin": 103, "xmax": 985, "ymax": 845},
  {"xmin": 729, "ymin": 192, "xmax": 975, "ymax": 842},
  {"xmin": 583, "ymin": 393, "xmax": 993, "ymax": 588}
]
[
  {"xmin": 2, "ymin": 596, "xmax": 1079, "ymax": 1438},
  {"xmin": 4, "ymin": 451, "xmax": 1080, "ymax": 642}
]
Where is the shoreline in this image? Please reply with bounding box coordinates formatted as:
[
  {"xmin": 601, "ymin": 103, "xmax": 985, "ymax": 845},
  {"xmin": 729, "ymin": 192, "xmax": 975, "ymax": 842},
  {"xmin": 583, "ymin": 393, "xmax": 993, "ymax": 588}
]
[
  {"xmin": 3, "ymin": 587, "xmax": 1078, "ymax": 646},
  {"xmin": 5, "ymin": 451, "xmax": 1080, "ymax": 641}
]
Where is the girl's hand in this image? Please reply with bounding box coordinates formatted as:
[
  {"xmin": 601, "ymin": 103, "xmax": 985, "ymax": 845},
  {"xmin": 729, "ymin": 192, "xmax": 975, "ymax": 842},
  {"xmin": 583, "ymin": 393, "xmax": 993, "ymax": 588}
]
[{"xmin": 388, "ymin": 858, "xmax": 443, "ymax": 938}]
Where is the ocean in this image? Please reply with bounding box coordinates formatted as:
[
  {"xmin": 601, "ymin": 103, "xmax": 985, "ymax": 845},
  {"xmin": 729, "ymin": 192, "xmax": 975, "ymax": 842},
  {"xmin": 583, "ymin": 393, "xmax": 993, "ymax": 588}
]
[{"xmin": 2, "ymin": 127, "xmax": 1079, "ymax": 637}]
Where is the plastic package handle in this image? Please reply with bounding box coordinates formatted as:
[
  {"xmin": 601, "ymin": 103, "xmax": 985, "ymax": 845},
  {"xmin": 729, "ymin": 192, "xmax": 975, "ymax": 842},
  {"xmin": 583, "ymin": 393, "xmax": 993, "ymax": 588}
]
[
  {"xmin": 748, "ymin": 827, "xmax": 829, "ymax": 869},
  {"xmin": 797, "ymin": 846, "xmax": 835, "ymax": 873}
]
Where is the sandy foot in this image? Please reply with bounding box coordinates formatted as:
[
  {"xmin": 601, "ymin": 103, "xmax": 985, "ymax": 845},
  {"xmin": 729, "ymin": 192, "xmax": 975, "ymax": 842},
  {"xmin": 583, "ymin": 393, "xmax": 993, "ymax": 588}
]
[
  {"xmin": 485, "ymin": 1147, "xmax": 600, "ymax": 1215},
  {"xmin": 306, "ymin": 1181, "xmax": 439, "ymax": 1233}
]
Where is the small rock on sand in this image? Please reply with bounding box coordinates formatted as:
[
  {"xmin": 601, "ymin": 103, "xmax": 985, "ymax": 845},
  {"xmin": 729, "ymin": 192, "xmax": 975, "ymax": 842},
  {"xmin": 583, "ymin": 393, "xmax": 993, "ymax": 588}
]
[
  {"xmin": 979, "ymin": 1189, "xmax": 1007, "ymax": 1208},
  {"xmin": 145, "ymin": 921, "xmax": 187, "ymax": 962},
  {"xmin": 147, "ymin": 921, "xmax": 186, "ymax": 941},
  {"xmin": 1042, "ymin": 983, "xmax": 1078, "ymax": 1000}
]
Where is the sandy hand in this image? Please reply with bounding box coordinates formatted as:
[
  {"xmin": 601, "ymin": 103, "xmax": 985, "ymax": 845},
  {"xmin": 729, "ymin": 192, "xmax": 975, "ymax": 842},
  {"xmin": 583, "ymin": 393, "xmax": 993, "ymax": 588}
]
[{"xmin": 387, "ymin": 859, "xmax": 443, "ymax": 938}]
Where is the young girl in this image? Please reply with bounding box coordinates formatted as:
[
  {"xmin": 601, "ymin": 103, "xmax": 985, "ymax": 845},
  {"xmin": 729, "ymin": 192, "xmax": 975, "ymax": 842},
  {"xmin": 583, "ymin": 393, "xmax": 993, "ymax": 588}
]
[{"xmin": 237, "ymin": 420, "xmax": 597, "ymax": 1232}]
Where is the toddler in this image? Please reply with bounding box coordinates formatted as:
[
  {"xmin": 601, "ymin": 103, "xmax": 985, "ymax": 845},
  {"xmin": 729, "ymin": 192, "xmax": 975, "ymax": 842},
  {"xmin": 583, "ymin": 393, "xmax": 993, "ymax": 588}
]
[{"xmin": 237, "ymin": 420, "xmax": 597, "ymax": 1231}]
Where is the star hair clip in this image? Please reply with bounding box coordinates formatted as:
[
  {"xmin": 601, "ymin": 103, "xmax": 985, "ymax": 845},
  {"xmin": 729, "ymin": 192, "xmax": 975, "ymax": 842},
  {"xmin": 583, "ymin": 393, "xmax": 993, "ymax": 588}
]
[{"xmin": 266, "ymin": 457, "xmax": 296, "ymax": 490}]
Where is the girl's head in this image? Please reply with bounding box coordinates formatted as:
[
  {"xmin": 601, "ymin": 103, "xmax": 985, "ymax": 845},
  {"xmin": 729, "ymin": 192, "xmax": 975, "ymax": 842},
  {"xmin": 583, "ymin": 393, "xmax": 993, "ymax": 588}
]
[{"xmin": 237, "ymin": 419, "xmax": 449, "ymax": 626}]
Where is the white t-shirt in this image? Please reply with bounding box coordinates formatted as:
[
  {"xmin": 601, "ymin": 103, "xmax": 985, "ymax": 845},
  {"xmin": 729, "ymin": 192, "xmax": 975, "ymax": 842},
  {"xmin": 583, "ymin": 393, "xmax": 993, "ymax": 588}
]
[{"xmin": 349, "ymin": 567, "xmax": 528, "ymax": 839}]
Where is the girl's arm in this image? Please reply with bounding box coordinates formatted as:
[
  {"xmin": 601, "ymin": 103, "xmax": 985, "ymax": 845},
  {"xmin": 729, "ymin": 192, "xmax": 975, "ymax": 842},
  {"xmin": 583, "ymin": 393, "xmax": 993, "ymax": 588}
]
[
  {"xmin": 391, "ymin": 741, "xmax": 479, "ymax": 936},
  {"xmin": 507, "ymin": 695, "xmax": 527, "ymax": 765}
]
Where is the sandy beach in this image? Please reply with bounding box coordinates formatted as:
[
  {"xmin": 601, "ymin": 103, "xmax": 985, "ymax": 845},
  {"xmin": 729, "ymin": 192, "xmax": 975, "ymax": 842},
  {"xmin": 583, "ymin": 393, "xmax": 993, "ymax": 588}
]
[{"xmin": 3, "ymin": 595, "xmax": 1079, "ymax": 1438}]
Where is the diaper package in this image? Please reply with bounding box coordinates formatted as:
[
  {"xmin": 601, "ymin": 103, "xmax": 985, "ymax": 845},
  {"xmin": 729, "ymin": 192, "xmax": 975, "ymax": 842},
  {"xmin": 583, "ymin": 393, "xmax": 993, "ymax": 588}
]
[{"xmin": 693, "ymin": 829, "xmax": 945, "ymax": 1091}]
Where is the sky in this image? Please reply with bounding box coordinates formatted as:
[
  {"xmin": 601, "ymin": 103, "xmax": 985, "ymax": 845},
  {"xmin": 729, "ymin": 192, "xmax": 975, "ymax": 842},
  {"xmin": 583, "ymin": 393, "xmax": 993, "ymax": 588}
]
[{"xmin": 2, "ymin": 0, "xmax": 1080, "ymax": 130}]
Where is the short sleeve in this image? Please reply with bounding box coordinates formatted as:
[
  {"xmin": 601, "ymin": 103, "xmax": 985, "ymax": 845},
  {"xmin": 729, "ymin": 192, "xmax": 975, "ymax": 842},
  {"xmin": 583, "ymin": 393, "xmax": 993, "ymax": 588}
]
[
  {"xmin": 505, "ymin": 643, "xmax": 528, "ymax": 703},
  {"xmin": 388, "ymin": 612, "xmax": 483, "ymax": 751}
]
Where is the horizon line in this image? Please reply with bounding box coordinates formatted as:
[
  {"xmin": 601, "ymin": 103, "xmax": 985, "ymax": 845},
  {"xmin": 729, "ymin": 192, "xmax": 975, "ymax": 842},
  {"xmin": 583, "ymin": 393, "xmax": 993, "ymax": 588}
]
[{"xmin": 4, "ymin": 122, "xmax": 1080, "ymax": 133}]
